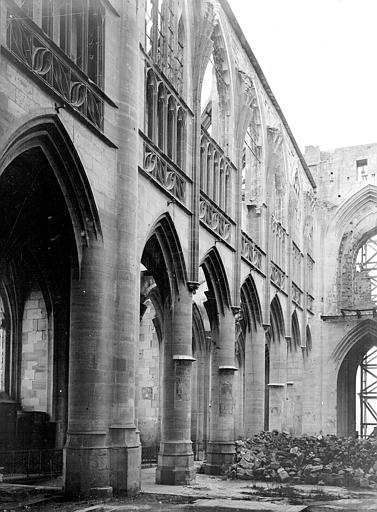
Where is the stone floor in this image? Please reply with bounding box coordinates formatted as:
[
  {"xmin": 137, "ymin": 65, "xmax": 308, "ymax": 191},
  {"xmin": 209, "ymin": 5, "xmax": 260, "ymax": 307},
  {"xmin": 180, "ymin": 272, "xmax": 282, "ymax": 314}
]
[{"xmin": 1, "ymin": 466, "xmax": 377, "ymax": 511}]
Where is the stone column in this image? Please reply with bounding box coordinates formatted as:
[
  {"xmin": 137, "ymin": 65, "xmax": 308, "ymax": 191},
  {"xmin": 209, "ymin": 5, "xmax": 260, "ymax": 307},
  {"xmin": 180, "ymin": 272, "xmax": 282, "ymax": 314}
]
[
  {"xmin": 244, "ymin": 327, "xmax": 266, "ymax": 436},
  {"xmin": 156, "ymin": 284, "xmax": 196, "ymax": 485},
  {"xmin": 205, "ymin": 309, "xmax": 237, "ymax": 474},
  {"xmin": 64, "ymin": 240, "xmax": 112, "ymax": 497},
  {"xmin": 108, "ymin": 0, "xmax": 141, "ymax": 496},
  {"xmin": 268, "ymin": 383, "xmax": 286, "ymax": 431}
]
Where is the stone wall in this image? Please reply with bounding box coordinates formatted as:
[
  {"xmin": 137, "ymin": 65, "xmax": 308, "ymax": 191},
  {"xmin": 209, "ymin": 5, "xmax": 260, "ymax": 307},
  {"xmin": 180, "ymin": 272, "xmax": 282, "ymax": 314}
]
[
  {"xmin": 136, "ymin": 300, "xmax": 160, "ymax": 448},
  {"xmin": 21, "ymin": 287, "xmax": 48, "ymax": 412}
]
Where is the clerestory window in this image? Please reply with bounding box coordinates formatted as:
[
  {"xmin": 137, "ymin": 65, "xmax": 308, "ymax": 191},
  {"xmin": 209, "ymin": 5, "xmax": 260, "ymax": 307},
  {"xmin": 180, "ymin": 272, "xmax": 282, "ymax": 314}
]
[
  {"xmin": 242, "ymin": 121, "xmax": 261, "ymax": 202},
  {"xmin": 145, "ymin": 0, "xmax": 185, "ymax": 95},
  {"xmin": 356, "ymin": 158, "xmax": 368, "ymax": 182},
  {"xmin": 20, "ymin": 0, "xmax": 105, "ymax": 87}
]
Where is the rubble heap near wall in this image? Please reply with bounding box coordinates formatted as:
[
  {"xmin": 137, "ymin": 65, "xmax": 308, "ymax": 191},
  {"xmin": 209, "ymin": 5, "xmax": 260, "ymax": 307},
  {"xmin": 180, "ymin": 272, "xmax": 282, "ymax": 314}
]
[{"xmin": 229, "ymin": 431, "xmax": 377, "ymax": 488}]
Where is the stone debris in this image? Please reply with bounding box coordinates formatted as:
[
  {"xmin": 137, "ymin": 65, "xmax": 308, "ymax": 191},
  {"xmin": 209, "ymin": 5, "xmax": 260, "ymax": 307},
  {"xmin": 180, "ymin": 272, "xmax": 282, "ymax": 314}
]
[{"xmin": 228, "ymin": 431, "xmax": 377, "ymax": 488}]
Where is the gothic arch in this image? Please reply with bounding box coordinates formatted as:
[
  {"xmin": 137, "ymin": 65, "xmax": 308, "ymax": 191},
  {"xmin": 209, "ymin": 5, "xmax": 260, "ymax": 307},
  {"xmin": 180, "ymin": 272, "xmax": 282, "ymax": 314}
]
[
  {"xmin": 291, "ymin": 311, "xmax": 301, "ymax": 348},
  {"xmin": 305, "ymin": 324, "xmax": 312, "ymax": 351},
  {"xmin": 196, "ymin": 10, "xmax": 234, "ymax": 148},
  {"xmin": 333, "ymin": 319, "xmax": 377, "ymax": 436},
  {"xmin": 240, "ymin": 274, "xmax": 262, "ymax": 333},
  {"xmin": 141, "ymin": 212, "xmax": 188, "ymax": 300},
  {"xmin": 192, "ymin": 302, "xmax": 210, "ymax": 355},
  {"xmin": 0, "ymin": 114, "xmax": 102, "ymax": 268},
  {"xmin": 201, "ymin": 246, "xmax": 231, "ymax": 318},
  {"xmin": 329, "ymin": 184, "xmax": 377, "ymax": 238},
  {"xmin": 270, "ymin": 295, "xmax": 285, "ymax": 341},
  {"xmin": 331, "ymin": 319, "xmax": 377, "ymax": 368},
  {"xmin": 266, "ymin": 128, "xmax": 288, "ymax": 224}
]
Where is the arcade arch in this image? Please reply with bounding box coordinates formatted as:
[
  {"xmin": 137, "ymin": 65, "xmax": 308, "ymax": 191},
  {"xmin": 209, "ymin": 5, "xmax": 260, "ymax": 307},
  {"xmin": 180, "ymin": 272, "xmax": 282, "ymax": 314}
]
[
  {"xmin": 335, "ymin": 320, "xmax": 377, "ymax": 438},
  {"xmin": 0, "ymin": 115, "xmax": 102, "ymax": 467}
]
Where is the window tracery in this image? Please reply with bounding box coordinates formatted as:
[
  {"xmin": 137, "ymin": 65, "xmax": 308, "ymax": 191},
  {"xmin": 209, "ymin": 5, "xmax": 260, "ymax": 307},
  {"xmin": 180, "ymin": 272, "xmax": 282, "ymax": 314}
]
[
  {"xmin": 144, "ymin": 0, "xmax": 185, "ymax": 95},
  {"xmin": 145, "ymin": 68, "xmax": 187, "ymax": 171},
  {"xmin": 242, "ymin": 112, "xmax": 261, "ymax": 203},
  {"xmin": 199, "ymin": 130, "xmax": 233, "ymax": 214},
  {"xmin": 18, "ymin": 0, "xmax": 105, "ymax": 87}
]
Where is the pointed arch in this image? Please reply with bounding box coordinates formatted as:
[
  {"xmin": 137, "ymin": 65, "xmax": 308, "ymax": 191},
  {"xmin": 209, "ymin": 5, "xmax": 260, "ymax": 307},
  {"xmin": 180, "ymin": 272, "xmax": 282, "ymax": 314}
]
[
  {"xmin": 331, "ymin": 319, "xmax": 377, "ymax": 368},
  {"xmin": 198, "ymin": 12, "xmax": 233, "ymax": 148},
  {"xmin": 240, "ymin": 274, "xmax": 262, "ymax": 333},
  {"xmin": 305, "ymin": 324, "xmax": 312, "ymax": 351},
  {"xmin": 0, "ymin": 114, "xmax": 102, "ymax": 267},
  {"xmin": 192, "ymin": 302, "xmax": 209, "ymax": 355},
  {"xmin": 270, "ymin": 295, "xmax": 285, "ymax": 341},
  {"xmin": 330, "ymin": 184, "xmax": 377, "ymax": 238},
  {"xmin": 291, "ymin": 311, "xmax": 301, "ymax": 347},
  {"xmin": 201, "ymin": 246, "xmax": 231, "ymax": 317},
  {"xmin": 142, "ymin": 213, "xmax": 188, "ymax": 300},
  {"xmin": 334, "ymin": 319, "xmax": 377, "ymax": 436}
]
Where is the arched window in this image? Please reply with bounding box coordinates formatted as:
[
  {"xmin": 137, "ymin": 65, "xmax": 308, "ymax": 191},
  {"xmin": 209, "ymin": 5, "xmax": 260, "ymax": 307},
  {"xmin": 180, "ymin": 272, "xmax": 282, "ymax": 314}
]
[
  {"xmin": 219, "ymin": 159, "xmax": 225, "ymax": 210},
  {"xmin": 146, "ymin": 70, "xmax": 156, "ymax": 141},
  {"xmin": 213, "ymin": 153, "xmax": 219, "ymax": 203},
  {"xmin": 176, "ymin": 18, "xmax": 185, "ymax": 95},
  {"xmin": 57, "ymin": 0, "xmax": 105, "ymax": 87},
  {"xmin": 225, "ymin": 167, "xmax": 231, "ymax": 214},
  {"xmin": 206, "ymin": 146, "xmax": 213, "ymax": 196},
  {"xmin": 144, "ymin": 1, "xmax": 185, "ymax": 95},
  {"xmin": 157, "ymin": 84, "xmax": 166, "ymax": 151},
  {"xmin": 200, "ymin": 138, "xmax": 207, "ymax": 190},
  {"xmin": 167, "ymin": 95, "xmax": 176, "ymax": 160},
  {"xmin": 242, "ymin": 119, "xmax": 261, "ymax": 203},
  {"xmin": 176, "ymin": 108, "xmax": 185, "ymax": 169}
]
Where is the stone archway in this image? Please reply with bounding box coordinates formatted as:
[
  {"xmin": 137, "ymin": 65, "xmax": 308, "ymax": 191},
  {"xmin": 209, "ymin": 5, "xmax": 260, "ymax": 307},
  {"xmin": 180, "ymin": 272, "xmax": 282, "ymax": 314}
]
[
  {"xmin": 0, "ymin": 115, "xmax": 115, "ymax": 495},
  {"xmin": 334, "ymin": 320, "xmax": 377, "ymax": 437},
  {"xmin": 140, "ymin": 213, "xmax": 195, "ymax": 485}
]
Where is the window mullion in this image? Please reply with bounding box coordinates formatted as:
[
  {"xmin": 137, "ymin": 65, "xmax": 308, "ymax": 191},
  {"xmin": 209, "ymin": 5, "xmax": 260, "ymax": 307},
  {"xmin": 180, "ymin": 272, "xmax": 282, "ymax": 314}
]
[{"xmin": 83, "ymin": 0, "xmax": 89, "ymax": 75}]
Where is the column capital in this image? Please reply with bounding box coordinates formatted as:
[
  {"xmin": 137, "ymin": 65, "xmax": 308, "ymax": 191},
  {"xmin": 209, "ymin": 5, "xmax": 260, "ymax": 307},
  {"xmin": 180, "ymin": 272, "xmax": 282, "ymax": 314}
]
[
  {"xmin": 172, "ymin": 354, "xmax": 196, "ymax": 362},
  {"xmin": 186, "ymin": 281, "xmax": 200, "ymax": 293},
  {"xmin": 219, "ymin": 365, "xmax": 238, "ymax": 371},
  {"xmin": 231, "ymin": 305, "xmax": 241, "ymax": 316}
]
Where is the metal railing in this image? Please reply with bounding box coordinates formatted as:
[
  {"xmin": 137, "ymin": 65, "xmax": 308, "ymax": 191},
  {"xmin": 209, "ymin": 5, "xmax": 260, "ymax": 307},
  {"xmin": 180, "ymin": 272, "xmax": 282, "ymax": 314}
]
[
  {"xmin": 141, "ymin": 445, "xmax": 158, "ymax": 464},
  {"xmin": 0, "ymin": 449, "xmax": 62, "ymax": 478}
]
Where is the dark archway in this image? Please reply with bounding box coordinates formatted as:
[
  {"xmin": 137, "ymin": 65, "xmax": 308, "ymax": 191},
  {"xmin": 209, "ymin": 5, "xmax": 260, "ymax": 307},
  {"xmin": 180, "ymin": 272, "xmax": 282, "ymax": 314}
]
[
  {"xmin": 239, "ymin": 275, "xmax": 264, "ymax": 436},
  {"xmin": 267, "ymin": 295, "xmax": 286, "ymax": 431},
  {"xmin": 335, "ymin": 320, "xmax": 377, "ymax": 437},
  {"xmin": 0, "ymin": 115, "xmax": 101, "ymax": 451},
  {"xmin": 140, "ymin": 213, "xmax": 195, "ymax": 484},
  {"xmin": 191, "ymin": 302, "xmax": 211, "ymax": 460}
]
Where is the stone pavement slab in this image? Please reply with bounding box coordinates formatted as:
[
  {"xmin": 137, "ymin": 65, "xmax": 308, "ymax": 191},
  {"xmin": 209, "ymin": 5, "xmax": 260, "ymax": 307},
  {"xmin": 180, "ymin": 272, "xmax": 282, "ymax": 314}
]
[
  {"xmin": 186, "ymin": 498, "xmax": 307, "ymax": 511},
  {"xmin": 141, "ymin": 467, "xmax": 351, "ymax": 501},
  {"xmin": 307, "ymin": 497, "xmax": 377, "ymax": 511}
]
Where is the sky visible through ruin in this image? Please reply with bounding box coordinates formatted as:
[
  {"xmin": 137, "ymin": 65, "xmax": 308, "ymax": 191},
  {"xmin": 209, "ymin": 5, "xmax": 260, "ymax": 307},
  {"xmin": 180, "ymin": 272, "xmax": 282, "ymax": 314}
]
[{"xmin": 228, "ymin": 0, "xmax": 377, "ymax": 153}]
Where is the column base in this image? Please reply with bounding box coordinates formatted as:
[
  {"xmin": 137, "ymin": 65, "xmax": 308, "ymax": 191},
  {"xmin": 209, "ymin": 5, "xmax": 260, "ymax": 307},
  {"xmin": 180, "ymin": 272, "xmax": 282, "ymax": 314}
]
[
  {"xmin": 156, "ymin": 441, "xmax": 195, "ymax": 485},
  {"xmin": 109, "ymin": 426, "xmax": 141, "ymax": 495},
  {"xmin": 64, "ymin": 432, "xmax": 112, "ymax": 497},
  {"xmin": 204, "ymin": 441, "xmax": 235, "ymax": 475}
]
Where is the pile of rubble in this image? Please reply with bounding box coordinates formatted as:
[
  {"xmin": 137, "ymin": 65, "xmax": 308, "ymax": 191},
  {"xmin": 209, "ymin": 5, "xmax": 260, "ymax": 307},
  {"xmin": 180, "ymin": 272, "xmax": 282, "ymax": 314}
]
[{"xmin": 228, "ymin": 431, "xmax": 377, "ymax": 488}]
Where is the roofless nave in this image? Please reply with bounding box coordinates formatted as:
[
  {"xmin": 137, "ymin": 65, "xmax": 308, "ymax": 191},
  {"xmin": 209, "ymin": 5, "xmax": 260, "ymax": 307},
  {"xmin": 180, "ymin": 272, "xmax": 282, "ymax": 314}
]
[{"xmin": 0, "ymin": 0, "xmax": 376, "ymax": 496}]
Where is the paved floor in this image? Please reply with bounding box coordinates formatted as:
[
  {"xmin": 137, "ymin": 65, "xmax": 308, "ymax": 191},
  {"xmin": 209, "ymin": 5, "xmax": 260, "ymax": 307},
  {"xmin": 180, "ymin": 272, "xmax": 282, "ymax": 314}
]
[{"xmin": 1, "ymin": 466, "xmax": 377, "ymax": 511}]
